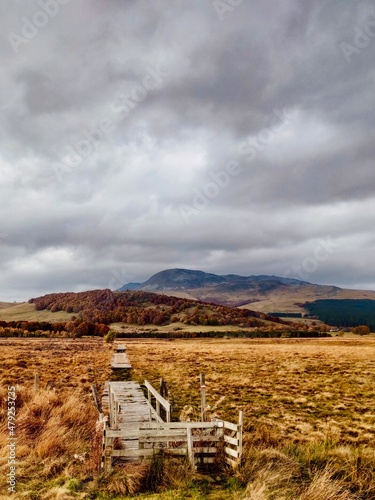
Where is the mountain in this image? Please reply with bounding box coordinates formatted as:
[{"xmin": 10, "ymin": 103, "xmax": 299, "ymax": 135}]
[
  {"xmin": 119, "ymin": 282, "xmax": 142, "ymax": 291},
  {"xmin": 119, "ymin": 268, "xmax": 307, "ymax": 292},
  {"xmin": 118, "ymin": 268, "xmax": 375, "ymax": 314}
]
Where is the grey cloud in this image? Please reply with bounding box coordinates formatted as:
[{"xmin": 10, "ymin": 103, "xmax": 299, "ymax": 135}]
[{"xmin": 0, "ymin": 0, "xmax": 374, "ymax": 301}]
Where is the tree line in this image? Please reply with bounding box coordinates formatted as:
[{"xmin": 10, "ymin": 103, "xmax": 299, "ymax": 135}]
[{"xmin": 28, "ymin": 289, "xmax": 289, "ymax": 328}]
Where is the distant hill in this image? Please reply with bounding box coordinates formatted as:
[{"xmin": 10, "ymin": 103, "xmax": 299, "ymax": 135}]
[
  {"xmin": 24, "ymin": 289, "xmax": 289, "ymax": 330},
  {"xmin": 119, "ymin": 268, "xmax": 305, "ymax": 293},
  {"xmin": 0, "ymin": 301, "xmax": 18, "ymax": 310},
  {"xmin": 118, "ymin": 268, "xmax": 375, "ymax": 314}
]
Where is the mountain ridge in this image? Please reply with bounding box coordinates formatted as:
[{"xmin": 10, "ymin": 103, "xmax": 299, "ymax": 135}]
[{"xmin": 117, "ymin": 268, "xmax": 375, "ymax": 313}]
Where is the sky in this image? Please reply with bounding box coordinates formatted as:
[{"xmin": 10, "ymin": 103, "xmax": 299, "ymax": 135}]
[{"xmin": 1, "ymin": 0, "xmax": 375, "ymax": 301}]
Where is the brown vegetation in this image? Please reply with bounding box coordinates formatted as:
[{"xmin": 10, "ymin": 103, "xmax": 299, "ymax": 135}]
[
  {"xmin": 1, "ymin": 337, "xmax": 375, "ymax": 498},
  {"xmin": 28, "ymin": 289, "xmax": 290, "ymax": 328}
]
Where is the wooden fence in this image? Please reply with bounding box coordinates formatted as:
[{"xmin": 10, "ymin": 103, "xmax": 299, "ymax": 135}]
[
  {"xmin": 103, "ymin": 418, "xmax": 242, "ymax": 468},
  {"xmin": 144, "ymin": 379, "xmax": 171, "ymax": 423},
  {"xmin": 101, "ymin": 378, "xmax": 243, "ymax": 471}
]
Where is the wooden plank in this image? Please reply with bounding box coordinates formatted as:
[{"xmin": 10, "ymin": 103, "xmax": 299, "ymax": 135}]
[
  {"xmin": 140, "ymin": 421, "xmax": 223, "ymax": 430},
  {"xmin": 140, "ymin": 430, "xmax": 190, "ymax": 439},
  {"xmin": 141, "ymin": 432, "xmax": 219, "ymax": 441},
  {"xmin": 223, "ymin": 421, "xmax": 239, "ymax": 431},
  {"xmin": 224, "ymin": 447, "xmax": 239, "ymax": 459},
  {"xmin": 187, "ymin": 427, "xmax": 194, "ymax": 467},
  {"xmin": 237, "ymin": 410, "xmax": 243, "ymax": 461},
  {"xmin": 145, "ymin": 400, "xmax": 164, "ymax": 423},
  {"xmin": 144, "ymin": 380, "xmax": 171, "ymax": 412},
  {"xmin": 224, "ymin": 435, "xmax": 239, "ymax": 446},
  {"xmin": 111, "ymin": 449, "xmax": 156, "ymax": 458},
  {"xmin": 115, "ymin": 343, "xmax": 126, "ymax": 352}
]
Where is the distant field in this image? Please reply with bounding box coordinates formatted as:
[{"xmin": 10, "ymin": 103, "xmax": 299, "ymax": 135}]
[
  {"xmin": 128, "ymin": 337, "xmax": 375, "ymax": 445},
  {"xmin": 0, "ymin": 302, "xmax": 74, "ymax": 322},
  {"xmin": 0, "ymin": 301, "xmax": 18, "ymax": 310},
  {"xmin": 240, "ymin": 287, "xmax": 375, "ymax": 314},
  {"xmin": 110, "ymin": 321, "xmax": 264, "ymax": 334}
]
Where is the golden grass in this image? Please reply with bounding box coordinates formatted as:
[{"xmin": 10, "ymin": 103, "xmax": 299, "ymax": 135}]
[
  {"xmin": 0, "ymin": 338, "xmax": 112, "ymax": 498},
  {"xmin": 0, "ymin": 301, "xmax": 18, "ymax": 310},
  {"xmin": 127, "ymin": 337, "xmax": 375, "ymax": 445},
  {"xmin": 0, "ymin": 303, "xmax": 74, "ymax": 322},
  {"xmin": 1, "ymin": 337, "xmax": 375, "ymax": 498}
]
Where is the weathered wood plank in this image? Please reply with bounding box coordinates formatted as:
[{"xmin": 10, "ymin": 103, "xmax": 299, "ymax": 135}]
[
  {"xmin": 144, "ymin": 380, "xmax": 171, "ymax": 412},
  {"xmin": 140, "ymin": 421, "xmax": 223, "ymax": 430},
  {"xmin": 223, "ymin": 421, "xmax": 238, "ymax": 431},
  {"xmin": 224, "ymin": 435, "xmax": 239, "ymax": 446},
  {"xmin": 224, "ymin": 447, "xmax": 239, "ymax": 458}
]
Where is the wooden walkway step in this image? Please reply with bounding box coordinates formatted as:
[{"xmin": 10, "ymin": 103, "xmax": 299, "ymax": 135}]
[
  {"xmin": 102, "ymin": 380, "xmax": 159, "ymax": 461},
  {"xmin": 111, "ymin": 352, "xmax": 132, "ymax": 369}
]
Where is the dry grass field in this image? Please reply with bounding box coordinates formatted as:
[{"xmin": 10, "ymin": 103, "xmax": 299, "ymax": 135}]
[
  {"xmin": 127, "ymin": 337, "xmax": 375, "ymax": 499},
  {"xmin": 0, "ymin": 303, "xmax": 75, "ymax": 322},
  {"xmin": 0, "ymin": 338, "xmax": 111, "ymax": 499},
  {"xmin": 1, "ymin": 336, "xmax": 375, "ymax": 499},
  {"xmin": 127, "ymin": 338, "xmax": 375, "ymax": 444}
]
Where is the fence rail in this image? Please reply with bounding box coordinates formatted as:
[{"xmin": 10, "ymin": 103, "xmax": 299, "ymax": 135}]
[
  {"xmin": 144, "ymin": 379, "xmax": 171, "ymax": 422},
  {"xmin": 102, "ymin": 412, "xmax": 243, "ymax": 470},
  {"xmin": 100, "ymin": 364, "xmax": 243, "ymax": 472}
]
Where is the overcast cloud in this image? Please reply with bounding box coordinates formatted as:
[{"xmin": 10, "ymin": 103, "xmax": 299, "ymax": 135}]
[{"xmin": 1, "ymin": 0, "xmax": 374, "ymax": 301}]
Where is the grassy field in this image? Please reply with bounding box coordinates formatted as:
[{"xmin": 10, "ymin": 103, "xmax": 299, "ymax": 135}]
[
  {"xmin": 0, "ymin": 338, "xmax": 111, "ymax": 499},
  {"xmin": 0, "ymin": 302, "xmax": 75, "ymax": 322},
  {"xmin": 127, "ymin": 338, "xmax": 375, "ymax": 444},
  {"xmin": 1, "ymin": 337, "xmax": 375, "ymax": 498},
  {"xmin": 0, "ymin": 301, "xmax": 19, "ymax": 310}
]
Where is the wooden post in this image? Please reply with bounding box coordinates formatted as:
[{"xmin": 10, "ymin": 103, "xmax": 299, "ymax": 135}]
[
  {"xmin": 186, "ymin": 427, "xmax": 195, "ymax": 469},
  {"xmin": 164, "ymin": 380, "xmax": 169, "ymax": 401},
  {"xmin": 160, "ymin": 378, "xmax": 164, "ymax": 398},
  {"xmin": 200, "ymin": 373, "xmax": 206, "ymax": 422},
  {"xmin": 237, "ymin": 410, "xmax": 243, "ymax": 465},
  {"xmin": 156, "ymin": 399, "xmax": 161, "ymax": 418},
  {"xmin": 91, "ymin": 384, "xmax": 101, "ymax": 414},
  {"xmin": 148, "ymin": 387, "xmax": 152, "ymax": 421},
  {"xmin": 102, "ymin": 419, "xmax": 113, "ymax": 473},
  {"xmin": 34, "ymin": 373, "xmax": 39, "ymax": 392}
]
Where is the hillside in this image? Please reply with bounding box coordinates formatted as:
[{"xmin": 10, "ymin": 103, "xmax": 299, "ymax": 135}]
[
  {"xmin": 305, "ymin": 299, "xmax": 375, "ymax": 331},
  {"xmin": 118, "ymin": 268, "xmax": 375, "ymax": 314},
  {"xmin": 25, "ymin": 289, "xmax": 290, "ymax": 330},
  {"xmin": 0, "ymin": 301, "xmax": 18, "ymax": 310},
  {"xmin": 0, "ymin": 302, "xmax": 75, "ymax": 322}
]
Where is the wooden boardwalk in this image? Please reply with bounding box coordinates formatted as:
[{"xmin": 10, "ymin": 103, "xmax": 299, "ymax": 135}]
[
  {"xmin": 102, "ymin": 380, "xmax": 160, "ymax": 461},
  {"xmin": 100, "ymin": 343, "xmax": 243, "ymax": 470},
  {"xmin": 111, "ymin": 352, "xmax": 132, "ymax": 369},
  {"xmin": 111, "ymin": 343, "xmax": 132, "ymax": 369}
]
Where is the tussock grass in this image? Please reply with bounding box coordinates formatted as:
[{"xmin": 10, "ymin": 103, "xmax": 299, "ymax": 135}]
[
  {"xmin": 0, "ymin": 338, "xmax": 111, "ymax": 499},
  {"xmin": 1, "ymin": 337, "xmax": 375, "ymax": 498}
]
